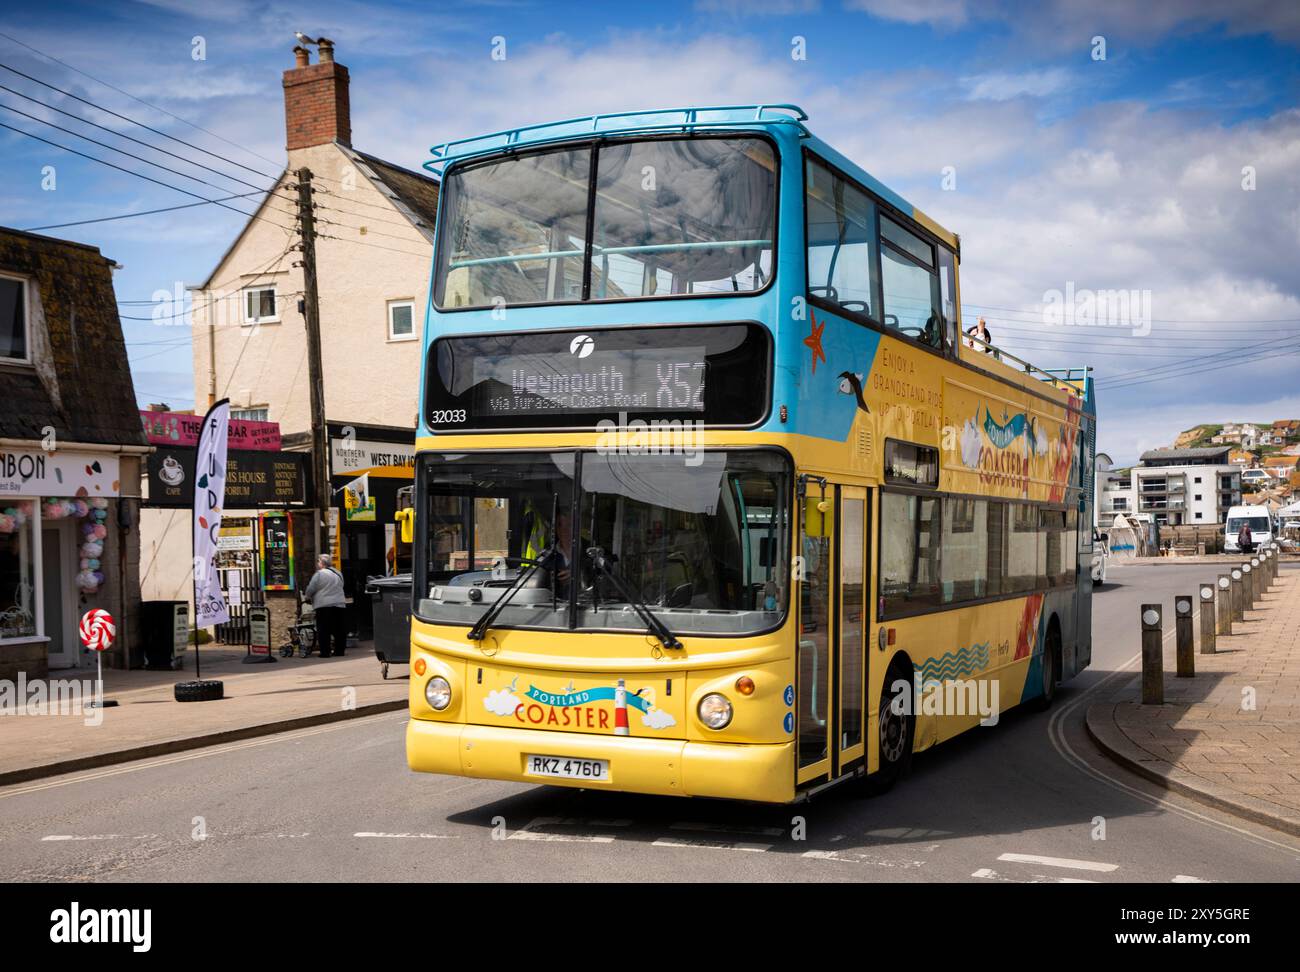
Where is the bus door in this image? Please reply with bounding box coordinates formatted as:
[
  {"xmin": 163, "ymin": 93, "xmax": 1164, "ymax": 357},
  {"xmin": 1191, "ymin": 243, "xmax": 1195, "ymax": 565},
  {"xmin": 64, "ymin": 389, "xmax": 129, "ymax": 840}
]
[{"xmin": 796, "ymin": 479, "xmax": 870, "ymax": 788}]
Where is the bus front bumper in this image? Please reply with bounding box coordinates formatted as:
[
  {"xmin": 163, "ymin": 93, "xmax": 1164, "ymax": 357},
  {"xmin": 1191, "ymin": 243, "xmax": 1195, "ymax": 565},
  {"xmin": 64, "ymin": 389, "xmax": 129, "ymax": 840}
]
[{"xmin": 407, "ymin": 719, "xmax": 795, "ymax": 803}]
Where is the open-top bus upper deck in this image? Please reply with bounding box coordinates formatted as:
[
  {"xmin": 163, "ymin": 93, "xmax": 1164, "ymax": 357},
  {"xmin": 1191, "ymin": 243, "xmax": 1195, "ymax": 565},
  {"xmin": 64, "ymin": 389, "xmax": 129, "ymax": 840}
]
[{"xmin": 417, "ymin": 103, "xmax": 1093, "ymax": 456}]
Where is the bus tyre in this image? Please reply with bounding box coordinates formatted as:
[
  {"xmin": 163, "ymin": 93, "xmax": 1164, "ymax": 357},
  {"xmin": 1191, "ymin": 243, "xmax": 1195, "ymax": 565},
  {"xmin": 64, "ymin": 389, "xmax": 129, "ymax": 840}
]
[
  {"xmin": 1031, "ymin": 623, "xmax": 1060, "ymax": 711},
  {"xmin": 174, "ymin": 680, "xmax": 224, "ymax": 703},
  {"xmin": 861, "ymin": 662, "xmax": 914, "ymax": 796}
]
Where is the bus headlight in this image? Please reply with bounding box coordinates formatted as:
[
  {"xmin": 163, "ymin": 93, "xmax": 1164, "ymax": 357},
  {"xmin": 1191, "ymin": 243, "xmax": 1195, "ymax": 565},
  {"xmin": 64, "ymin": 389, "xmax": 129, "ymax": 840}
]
[
  {"xmin": 698, "ymin": 693, "xmax": 733, "ymax": 730},
  {"xmin": 424, "ymin": 677, "xmax": 452, "ymax": 711}
]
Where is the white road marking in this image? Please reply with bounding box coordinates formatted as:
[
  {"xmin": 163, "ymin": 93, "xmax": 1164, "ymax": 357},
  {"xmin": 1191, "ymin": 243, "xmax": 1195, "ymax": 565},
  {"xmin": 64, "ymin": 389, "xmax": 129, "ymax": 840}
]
[
  {"xmin": 997, "ymin": 852, "xmax": 1117, "ymax": 873},
  {"xmin": 803, "ymin": 849, "xmax": 925, "ymax": 868},
  {"xmin": 654, "ymin": 837, "xmax": 772, "ymax": 852},
  {"xmin": 353, "ymin": 832, "xmax": 460, "ymax": 839},
  {"xmin": 41, "ymin": 834, "xmax": 157, "ymax": 841},
  {"xmin": 670, "ymin": 821, "xmax": 785, "ymax": 837},
  {"xmin": 973, "ymin": 866, "xmax": 1097, "ymax": 884},
  {"xmin": 507, "ymin": 817, "xmax": 617, "ymax": 843},
  {"xmin": 509, "ymin": 831, "xmax": 615, "ymax": 843},
  {"xmin": 1172, "ymin": 874, "xmax": 1212, "ymax": 883}
]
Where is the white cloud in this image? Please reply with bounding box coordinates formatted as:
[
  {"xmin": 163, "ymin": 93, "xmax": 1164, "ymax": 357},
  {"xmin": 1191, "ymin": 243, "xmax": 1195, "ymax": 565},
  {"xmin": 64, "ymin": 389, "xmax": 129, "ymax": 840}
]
[
  {"xmin": 695, "ymin": 0, "xmax": 821, "ymax": 14},
  {"xmin": 848, "ymin": 0, "xmax": 1300, "ymax": 46},
  {"xmin": 960, "ymin": 67, "xmax": 1074, "ymax": 101},
  {"xmin": 846, "ymin": 0, "xmax": 971, "ymax": 28}
]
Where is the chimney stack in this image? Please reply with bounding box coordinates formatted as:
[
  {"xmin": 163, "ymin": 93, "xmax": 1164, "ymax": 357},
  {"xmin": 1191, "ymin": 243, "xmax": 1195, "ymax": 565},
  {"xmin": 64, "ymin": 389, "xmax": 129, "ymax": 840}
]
[{"xmin": 282, "ymin": 39, "xmax": 350, "ymax": 151}]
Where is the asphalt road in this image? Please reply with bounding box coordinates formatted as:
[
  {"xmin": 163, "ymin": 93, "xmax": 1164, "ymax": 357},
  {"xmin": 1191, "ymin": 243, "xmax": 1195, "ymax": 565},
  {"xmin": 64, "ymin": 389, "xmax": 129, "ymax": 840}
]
[{"xmin": 2, "ymin": 562, "xmax": 1297, "ymax": 883}]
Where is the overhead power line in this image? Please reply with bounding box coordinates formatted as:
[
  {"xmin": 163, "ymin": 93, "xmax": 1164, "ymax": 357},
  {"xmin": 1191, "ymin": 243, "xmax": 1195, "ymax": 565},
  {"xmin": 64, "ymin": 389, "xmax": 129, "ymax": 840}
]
[
  {"xmin": 0, "ymin": 58, "xmax": 280, "ymax": 181},
  {"xmin": 0, "ymin": 81, "xmax": 270, "ymax": 192},
  {"xmin": 24, "ymin": 187, "xmax": 273, "ymax": 232},
  {"xmin": 0, "ymin": 28, "xmax": 284, "ymax": 171}
]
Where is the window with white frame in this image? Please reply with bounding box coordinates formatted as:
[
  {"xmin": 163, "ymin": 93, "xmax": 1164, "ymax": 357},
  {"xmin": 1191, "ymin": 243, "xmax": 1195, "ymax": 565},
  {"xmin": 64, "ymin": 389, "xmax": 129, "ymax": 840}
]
[
  {"xmin": 387, "ymin": 299, "xmax": 416, "ymax": 341},
  {"xmin": 242, "ymin": 285, "xmax": 278, "ymax": 325},
  {"xmin": 1, "ymin": 273, "xmax": 29, "ymax": 361},
  {"xmin": 231, "ymin": 407, "xmax": 269, "ymax": 422}
]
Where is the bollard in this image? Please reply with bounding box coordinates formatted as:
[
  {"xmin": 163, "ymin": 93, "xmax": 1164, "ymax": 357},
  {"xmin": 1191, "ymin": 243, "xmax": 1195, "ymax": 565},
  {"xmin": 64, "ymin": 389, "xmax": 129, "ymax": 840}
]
[
  {"xmin": 1200, "ymin": 584, "xmax": 1216, "ymax": 654},
  {"xmin": 1141, "ymin": 604, "xmax": 1164, "ymax": 704},
  {"xmin": 1231, "ymin": 568, "xmax": 1244, "ymax": 622},
  {"xmin": 1244, "ymin": 562, "xmax": 1255, "ymax": 607},
  {"xmin": 1175, "ymin": 596, "xmax": 1195, "ymax": 677},
  {"xmin": 1251, "ymin": 557, "xmax": 1262, "ymax": 598},
  {"xmin": 1216, "ymin": 574, "xmax": 1232, "ymax": 636}
]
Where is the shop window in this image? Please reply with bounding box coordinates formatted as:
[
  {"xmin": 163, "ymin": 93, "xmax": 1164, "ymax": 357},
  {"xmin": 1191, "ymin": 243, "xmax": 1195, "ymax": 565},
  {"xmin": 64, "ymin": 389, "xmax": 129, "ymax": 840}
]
[{"xmin": 0, "ymin": 503, "xmax": 38, "ymax": 641}]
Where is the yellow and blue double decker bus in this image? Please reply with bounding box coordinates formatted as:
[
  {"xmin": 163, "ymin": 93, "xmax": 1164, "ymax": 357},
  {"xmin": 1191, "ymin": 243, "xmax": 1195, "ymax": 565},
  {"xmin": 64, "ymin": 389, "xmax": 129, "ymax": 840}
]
[{"xmin": 406, "ymin": 105, "xmax": 1097, "ymax": 802}]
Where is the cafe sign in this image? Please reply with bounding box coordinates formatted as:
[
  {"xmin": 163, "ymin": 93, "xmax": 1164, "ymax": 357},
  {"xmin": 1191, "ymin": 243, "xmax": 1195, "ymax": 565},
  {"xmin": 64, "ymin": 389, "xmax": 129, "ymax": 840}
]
[{"xmin": 146, "ymin": 448, "xmax": 308, "ymax": 507}]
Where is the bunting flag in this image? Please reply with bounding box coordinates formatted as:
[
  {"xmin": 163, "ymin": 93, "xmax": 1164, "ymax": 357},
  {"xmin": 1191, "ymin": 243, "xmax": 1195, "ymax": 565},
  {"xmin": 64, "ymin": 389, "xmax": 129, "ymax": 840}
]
[
  {"xmin": 342, "ymin": 472, "xmax": 374, "ymax": 521},
  {"xmin": 193, "ymin": 399, "xmax": 231, "ymax": 628}
]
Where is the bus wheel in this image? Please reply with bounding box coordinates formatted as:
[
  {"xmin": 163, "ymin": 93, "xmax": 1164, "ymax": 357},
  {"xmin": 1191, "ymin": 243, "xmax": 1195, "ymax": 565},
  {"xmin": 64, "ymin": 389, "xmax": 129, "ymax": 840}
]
[
  {"xmin": 861, "ymin": 661, "xmax": 914, "ymax": 796},
  {"xmin": 1031, "ymin": 623, "xmax": 1060, "ymax": 711}
]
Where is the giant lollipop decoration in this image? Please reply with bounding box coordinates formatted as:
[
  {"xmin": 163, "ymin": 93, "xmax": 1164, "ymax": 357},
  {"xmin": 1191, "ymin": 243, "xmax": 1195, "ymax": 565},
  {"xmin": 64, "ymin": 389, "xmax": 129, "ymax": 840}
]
[{"xmin": 79, "ymin": 609, "xmax": 118, "ymax": 709}]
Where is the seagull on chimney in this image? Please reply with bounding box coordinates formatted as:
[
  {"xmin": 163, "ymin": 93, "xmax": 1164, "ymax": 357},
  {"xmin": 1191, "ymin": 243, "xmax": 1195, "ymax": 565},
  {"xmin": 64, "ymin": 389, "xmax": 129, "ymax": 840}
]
[{"xmin": 295, "ymin": 32, "xmax": 322, "ymax": 46}]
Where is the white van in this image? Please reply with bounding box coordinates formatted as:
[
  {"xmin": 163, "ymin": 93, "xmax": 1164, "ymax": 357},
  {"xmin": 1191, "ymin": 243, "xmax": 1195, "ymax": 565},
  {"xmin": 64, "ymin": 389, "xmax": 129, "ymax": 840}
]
[{"xmin": 1224, "ymin": 504, "xmax": 1273, "ymax": 553}]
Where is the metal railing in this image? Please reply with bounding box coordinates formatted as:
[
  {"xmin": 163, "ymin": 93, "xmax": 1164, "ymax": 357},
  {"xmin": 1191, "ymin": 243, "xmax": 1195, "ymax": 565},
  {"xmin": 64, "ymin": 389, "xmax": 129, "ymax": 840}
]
[
  {"xmin": 965, "ymin": 333, "xmax": 1091, "ymax": 394},
  {"xmin": 424, "ymin": 104, "xmax": 810, "ymax": 174}
]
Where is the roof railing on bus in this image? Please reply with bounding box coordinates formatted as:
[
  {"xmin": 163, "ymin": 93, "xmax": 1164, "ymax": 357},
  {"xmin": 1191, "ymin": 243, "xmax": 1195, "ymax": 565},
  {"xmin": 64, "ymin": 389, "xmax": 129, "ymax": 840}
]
[
  {"xmin": 424, "ymin": 104, "xmax": 810, "ymax": 175},
  {"xmin": 965, "ymin": 333, "xmax": 1091, "ymax": 393}
]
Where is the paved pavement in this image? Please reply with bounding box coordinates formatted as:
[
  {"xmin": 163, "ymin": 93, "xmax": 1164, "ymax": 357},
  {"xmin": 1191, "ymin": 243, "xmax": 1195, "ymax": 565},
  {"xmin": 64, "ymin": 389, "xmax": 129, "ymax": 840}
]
[
  {"xmin": 1087, "ymin": 559, "xmax": 1300, "ymax": 834},
  {"xmin": 0, "ymin": 643, "xmax": 405, "ymax": 784},
  {"xmin": 0, "ymin": 564, "xmax": 1297, "ymax": 882}
]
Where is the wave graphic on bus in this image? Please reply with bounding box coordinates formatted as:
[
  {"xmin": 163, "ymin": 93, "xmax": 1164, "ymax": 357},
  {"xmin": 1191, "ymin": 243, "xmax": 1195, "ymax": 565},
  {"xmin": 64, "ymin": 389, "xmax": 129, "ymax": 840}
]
[{"xmin": 914, "ymin": 643, "xmax": 991, "ymax": 685}]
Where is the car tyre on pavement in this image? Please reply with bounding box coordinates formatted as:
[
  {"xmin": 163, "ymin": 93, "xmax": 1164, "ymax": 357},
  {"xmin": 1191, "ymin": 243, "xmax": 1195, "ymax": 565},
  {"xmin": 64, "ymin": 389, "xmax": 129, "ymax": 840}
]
[{"xmin": 174, "ymin": 680, "xmax": 224, "ymax": 703}]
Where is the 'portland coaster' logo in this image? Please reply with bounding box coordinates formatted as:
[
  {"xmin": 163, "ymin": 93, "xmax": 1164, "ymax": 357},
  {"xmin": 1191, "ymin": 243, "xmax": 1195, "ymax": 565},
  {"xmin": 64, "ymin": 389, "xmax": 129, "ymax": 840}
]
[{"xmin": 482, "ymin": 676, "xmax": 676, "ymax": 731}]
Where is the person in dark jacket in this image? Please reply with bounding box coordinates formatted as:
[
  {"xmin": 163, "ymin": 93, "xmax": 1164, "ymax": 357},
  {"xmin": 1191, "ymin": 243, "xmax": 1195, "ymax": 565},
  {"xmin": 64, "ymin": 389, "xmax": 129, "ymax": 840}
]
[{"xmin": 965, "ymin": 316, "xmax": 994, "ymax": 352}]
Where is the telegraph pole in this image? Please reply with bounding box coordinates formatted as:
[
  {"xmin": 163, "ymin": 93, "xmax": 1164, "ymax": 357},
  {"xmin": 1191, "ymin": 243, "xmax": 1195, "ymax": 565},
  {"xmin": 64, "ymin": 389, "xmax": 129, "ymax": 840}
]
[{"xmin": 295, "ymin": 167, "xmax": 330, "ymax": 556}]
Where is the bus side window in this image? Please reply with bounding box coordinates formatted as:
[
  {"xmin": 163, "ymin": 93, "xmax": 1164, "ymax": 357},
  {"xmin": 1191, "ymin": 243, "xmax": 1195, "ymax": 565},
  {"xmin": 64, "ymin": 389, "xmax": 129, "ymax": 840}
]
[
  {"xmin": 880, "ymin": 216, "xmax": 942, "ymax": 349},
  {"xmin": 937, "ymin": 246, "xmax": 959, "ymax": 356}
]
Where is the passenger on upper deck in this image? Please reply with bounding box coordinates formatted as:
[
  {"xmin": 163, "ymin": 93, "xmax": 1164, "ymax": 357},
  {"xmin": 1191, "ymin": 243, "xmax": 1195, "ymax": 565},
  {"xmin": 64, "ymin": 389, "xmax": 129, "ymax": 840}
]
[{"xmin": 965, "ymin": 316, "xmax": 996, "ymax": 355}]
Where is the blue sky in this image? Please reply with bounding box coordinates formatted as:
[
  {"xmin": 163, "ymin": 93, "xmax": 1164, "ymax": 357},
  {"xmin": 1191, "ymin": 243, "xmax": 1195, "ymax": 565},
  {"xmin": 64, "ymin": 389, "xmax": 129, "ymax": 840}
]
[{"xmin": 1, "ymin": 0, "xmax": 1298, "ymax": 463}]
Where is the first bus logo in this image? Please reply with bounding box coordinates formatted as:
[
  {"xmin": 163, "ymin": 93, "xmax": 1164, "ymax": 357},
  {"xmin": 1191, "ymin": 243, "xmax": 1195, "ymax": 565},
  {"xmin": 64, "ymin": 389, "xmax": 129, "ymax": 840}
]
[{"xmin": 569, "ymin": 334, "xmax": 595, "ymax": 358}]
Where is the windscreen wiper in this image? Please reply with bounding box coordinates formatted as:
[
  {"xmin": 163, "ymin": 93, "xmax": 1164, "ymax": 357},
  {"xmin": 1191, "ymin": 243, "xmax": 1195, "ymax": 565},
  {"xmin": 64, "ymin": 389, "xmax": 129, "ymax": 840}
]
[
  {"xmin": 586, "ymin": 546, "xmax": 682, "ymax": 650},
  {"xmin": 466, "ymin": 544, "xmax": 556, "ymax": 642}
]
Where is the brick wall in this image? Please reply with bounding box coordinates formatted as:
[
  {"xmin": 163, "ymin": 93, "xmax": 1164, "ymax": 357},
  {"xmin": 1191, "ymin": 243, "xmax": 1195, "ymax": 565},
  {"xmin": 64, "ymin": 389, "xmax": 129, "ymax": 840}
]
[{"xmin": 282, "ymin": 60, "xmax": 351, "ymax": 150}]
